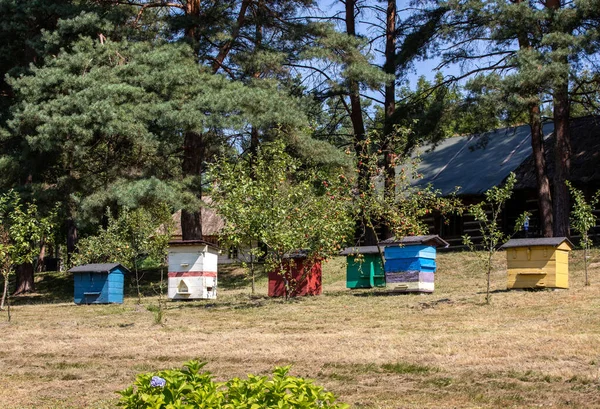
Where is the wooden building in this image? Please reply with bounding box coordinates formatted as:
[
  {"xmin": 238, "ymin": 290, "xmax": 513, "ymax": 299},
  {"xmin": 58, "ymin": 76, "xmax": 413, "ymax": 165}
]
[
  {"xmin": 340, "ymin": 246, "xmax": 386, "ymax": 289},
  {"xmin": 380, "ymin": 235, "xmax": 449, "ymax": 293},
  {"xmin": 408, "ymin": 116, "xmax": 600, "ymax": 247},
  {"xmin": 500, "ymin": 237, "xmax": 573, "ymax": 289},
  {"xmin": 70, "ymin": 263, "xmax": 127, "ymax": 304},
  {"xmin": 167, "ymin": 240, "xmax": 220, "ymax": 300}
]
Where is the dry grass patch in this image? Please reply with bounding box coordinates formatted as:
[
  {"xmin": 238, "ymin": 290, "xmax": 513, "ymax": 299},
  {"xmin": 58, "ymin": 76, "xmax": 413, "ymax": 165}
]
[{"xmin": 1, "ymin": 250, "xmax": 600, "ymax": 408}]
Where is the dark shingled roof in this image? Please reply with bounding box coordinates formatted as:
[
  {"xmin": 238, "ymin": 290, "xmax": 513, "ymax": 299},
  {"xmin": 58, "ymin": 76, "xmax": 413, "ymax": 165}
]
[
  {"xmin": 340, "ymin": 246, "xmax": 382, "ymax": 255},
  {"xmin": 514, "ymin": 116, "xmax": 600, "ymax": 189},
  {"xmin": 408, "ymin": 122, "xmax": 554, "ymax": 196},
  {"xmin": 68, "ymin": 263, "xmax": 129, "ymax": 274},
  {"xmin": 500, "ymin": 237, "xmax": 574, "ymax": 249},
  {"xmin": 379, "ymin": 235, "xmax": 449, "ymax": 248}
]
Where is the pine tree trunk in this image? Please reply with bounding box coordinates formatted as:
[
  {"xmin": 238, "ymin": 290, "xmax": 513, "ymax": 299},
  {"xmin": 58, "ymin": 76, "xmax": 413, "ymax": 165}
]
[
  {"xmin": 552, "ymin": 83, "xmax": 571, "ymax": 237},
  {"xmin": 513, "ymin": 5, "xmax": 553, "ymax": 237},
  {"xmin": 66, "ymin": 199, "xmax": 78, "ymax": 266},
  {"xmin": 182, "ymin": 130, "xmax": 204, "ymax": 241},
  {"xmin": 529, "ymin": 104, "xmax": 553, "ymax": 237},
  {"xmin": 181, "ymin": 0, "xmax": 205, "ymax": 241},
  {"xmin": 381, "ymin": 0, "xmax": 397, "ymax": 241},
  {"xmin": 14, "ymin": 262, "xmax": 34, "ymax": 295},
  {"xmin": 346, "ymin": 0, "xmax": 375, "ymax": 245},
  {"xmin": 546, "ymin": 0, "xmax": 571, "ymax": 238}
]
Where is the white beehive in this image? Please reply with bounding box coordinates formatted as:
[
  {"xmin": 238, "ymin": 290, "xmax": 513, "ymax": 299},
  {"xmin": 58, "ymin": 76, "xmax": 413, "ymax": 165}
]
[{"xmin": 168, "ymin": 241, "xmax": 219, "ymax": 300}]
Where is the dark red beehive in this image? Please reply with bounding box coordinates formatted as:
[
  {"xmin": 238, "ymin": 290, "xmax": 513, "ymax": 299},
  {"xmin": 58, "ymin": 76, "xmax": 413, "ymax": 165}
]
[{"xmin": 268, "ymin": 253, "xmax": 322, "ymax": 297}]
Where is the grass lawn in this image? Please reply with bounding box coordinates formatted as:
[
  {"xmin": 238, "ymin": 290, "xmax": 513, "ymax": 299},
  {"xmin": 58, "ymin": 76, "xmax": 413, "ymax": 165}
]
[{"xmin": 1, "ymin": 250, "xmax": 600, "ymax": 408}]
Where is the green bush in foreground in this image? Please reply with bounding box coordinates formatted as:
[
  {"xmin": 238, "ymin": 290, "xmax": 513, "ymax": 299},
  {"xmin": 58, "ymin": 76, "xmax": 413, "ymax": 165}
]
[{"xmin": 118, "ymin": 360, "xmax": 348, "ymax": 409}]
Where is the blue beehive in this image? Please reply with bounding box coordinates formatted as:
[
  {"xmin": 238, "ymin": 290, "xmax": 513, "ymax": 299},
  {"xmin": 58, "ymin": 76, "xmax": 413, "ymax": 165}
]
[
  {"xmin": 69, "ymin": 263, "xmax": 128, "ymax": 304},
  {"xmin": 380, "ymin": 235, "xmax": 448, "ymax": 293}
]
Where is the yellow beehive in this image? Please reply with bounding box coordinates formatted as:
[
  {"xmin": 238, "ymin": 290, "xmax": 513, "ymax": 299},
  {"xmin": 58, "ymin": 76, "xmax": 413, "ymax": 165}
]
[{"xmin": 500, "ymin": 238, "xmax": 573, "ymax": 289}]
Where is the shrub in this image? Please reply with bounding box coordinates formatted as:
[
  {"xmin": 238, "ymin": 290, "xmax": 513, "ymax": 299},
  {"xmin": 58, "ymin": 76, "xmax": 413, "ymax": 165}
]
[{"xmin": 118, "ymin": 360, "xmax": 349, "ymax": 409}]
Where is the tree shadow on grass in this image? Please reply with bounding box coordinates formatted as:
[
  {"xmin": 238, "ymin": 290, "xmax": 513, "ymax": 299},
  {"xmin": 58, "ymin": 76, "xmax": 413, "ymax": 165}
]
[{"xmin": 11, "ymin": 271, "xmax": 74, "ymax": 305}]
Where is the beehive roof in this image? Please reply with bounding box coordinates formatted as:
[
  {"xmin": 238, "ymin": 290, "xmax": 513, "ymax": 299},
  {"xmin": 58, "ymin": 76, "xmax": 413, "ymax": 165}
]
[
  {"xmin": 340, "ymin": 246, "xmax": 382, "ymax": 255},
  {"xmin": 379, "ymin": 235, "xmax": 449, "ymax": 248},
  {"xmin": 500, "ymin": 237, "xmax": 574, "ymax": 249},
  {"xmin": 168, "ymin": 240, "xmax": 220, "ymax": 250},
  {"xmin": 68, "ymin": 263, "xmax": 129, "ymax": 274}
]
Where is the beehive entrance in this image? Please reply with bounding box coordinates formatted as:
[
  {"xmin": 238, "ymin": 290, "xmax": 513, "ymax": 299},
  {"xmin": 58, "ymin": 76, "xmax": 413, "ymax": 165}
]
[{"xmin": 177, "ymin": 280, "xmax": 191, "ymax": 295}]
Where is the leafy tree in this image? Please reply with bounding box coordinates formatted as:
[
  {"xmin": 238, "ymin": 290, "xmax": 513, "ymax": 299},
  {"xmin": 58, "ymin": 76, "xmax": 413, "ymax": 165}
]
[
  {"xmin": 210, "ymin": 142, "xmax": 354, "ymax": 297},
  {"xmin": 74, "ymin": 204, "xmax": 173, "ymax": 303},
  {"xmin": 462, "ymin": 173, "xmax": 528, "ymax": 304},
  {"xmin": 566, "ymin": 181, "xmax": 600, "ymax": 286},
  {"xmin": 0, "ymin": 190, "xmax": 55, "ymax": 318},
  {"xmin": 353, "ymin": 134, "xmax": 463, "ymax": 265}
]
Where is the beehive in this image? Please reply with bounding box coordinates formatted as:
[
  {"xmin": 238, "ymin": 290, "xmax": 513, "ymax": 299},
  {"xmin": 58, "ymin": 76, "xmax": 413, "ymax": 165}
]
[
  {"xmin": 268, "ymin": 252, "xmax": 322, "ymax": 297},
  {"xmin": 70, "ymin": 263, "xmax": 127, "ymax": 304},
  {"xmin": 340, "ymin": 246, "xmax": 385, "ymax": 289},
  {"xmin": 380, "ymin": 235, "xmax": 449, "ymax": 293},
  {"xmin": 500, "ymin": 237, "xmax": 573, "ymax": 289},
  {"xmin": 168, "ymin": 240, "xmax": 220, "ymax": 300}
]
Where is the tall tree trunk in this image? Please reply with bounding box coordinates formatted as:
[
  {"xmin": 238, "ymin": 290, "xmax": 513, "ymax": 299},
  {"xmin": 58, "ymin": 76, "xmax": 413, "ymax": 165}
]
[
  {"xmin": 546, "ymin": 0, "xmax": 572, "ymax": 238},
  {"xmin": 181, "ymin": 0, "xmax": 205, "ymax": 241},
  {"xmin": 381, "ymin": 0, "xmax": 397, "ymax": 240},
  {"xmin": 513, "ymin": 9, "xmax": 553, "ymax": 237},
  {"xmin": 14, "ymin": 262, "xmax": 34, "ymax": 295},
  {"xmin": 552, "ymin": 82, "xmax": 571, "ymax": 237},
  {"xmin": 528, "ymin": 104, "xmax": 554, "ymax": 237},
  {"xmin": 66, "ymin": 213, "xmax": 78, "ymax": 266},
  {"xmin": 346, "ymin": 0, "xmax": 376, "ymax": 245},
  {"xmin": 182, "ymin": 131, "xmax": 204, "ymax": 240}
]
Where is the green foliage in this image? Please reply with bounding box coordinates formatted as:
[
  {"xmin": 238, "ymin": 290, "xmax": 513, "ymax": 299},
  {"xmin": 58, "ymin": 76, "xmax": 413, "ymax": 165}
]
[
  {"xmin": 0, "ymin": 190, "xmax": 56, "ymax": 319},
  {"xmin": 566, "ymin": 181, "xmax": 600, "ymax": 286},
  {"xmin": 462, "ymin": 173, "xmax": 528, "ymax": 304},
  {"xmin": 74, "ymin": 204, "xmax": 172, "ymax": 303},
  {"xmin": 354, "ymin": 134, "xmax": 463, "ymax": 244},
  {"xmin": 73, "ymin": 205, "xmax": 172, "ymax": 270},
  {"xmin": 210, "ymin": 141, "xmax": 354, "ymax": 296},
  {"xmin": 118, "ymin": 360, "xmax": 348, "ymax": 409}
]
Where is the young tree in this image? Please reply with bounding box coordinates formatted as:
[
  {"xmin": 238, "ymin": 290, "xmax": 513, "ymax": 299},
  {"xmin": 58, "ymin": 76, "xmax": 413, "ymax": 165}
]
[
  {"xmin": 0, "ymin": 190, "xmax": 55, "ymax": 318},
  {"xmin": 210, "ymin": 142, "xmax": 354, "ymax": 298},
  {"xmin": 566, "ymin": 181, "xmax": 599, "ymax": 286},
  {"xmin": 462, "ymin": 173, "xmax": 528, "ymax": 304},
  {"xmin": 74, "ymin": 204, "xmax": 173, "ymax": 303}
]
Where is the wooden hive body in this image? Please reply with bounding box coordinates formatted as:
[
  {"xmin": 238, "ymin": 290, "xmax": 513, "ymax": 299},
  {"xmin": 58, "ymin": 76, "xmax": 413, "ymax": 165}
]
[
  {"xmin": 505, "ymin": 242, "xmax": 571, "ymax": 289},
  {"xmin": 168, "ymin": 241, "xmax": 219, "ymax": 300},
  {"xmin": 71, "ymin": 264, "xmax": 126, "ymax": 304},
  {"xmin": 268, "ymin": 256, "xmax": 322, "ymax": 297},
  {"xmin": 384, "ymin": 244, "xmax": 437, "ymax": 293},
  {"xmin": 341, "ymin": 246, "xmax": 386, "ymax": 289}
]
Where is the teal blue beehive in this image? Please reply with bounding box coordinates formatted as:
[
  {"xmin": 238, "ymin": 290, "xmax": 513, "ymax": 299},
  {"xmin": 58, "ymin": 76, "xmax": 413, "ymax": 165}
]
[
  {"xmin": 70, "ymin": 263, "xmax": 128, "ymax": 304},
  {"xmin": 380, "ymin": 236, "xmax": 448, "ymax": 293},
  {"xmin": 341, "ymin": 246, "xmax": 386, "ymax": 289}
]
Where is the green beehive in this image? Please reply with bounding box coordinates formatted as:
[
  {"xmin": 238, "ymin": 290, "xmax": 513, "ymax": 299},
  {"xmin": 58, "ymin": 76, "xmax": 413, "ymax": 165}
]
[{"xmin": 341, "ymin": 246, "xmax": 386, "ymax": 289}]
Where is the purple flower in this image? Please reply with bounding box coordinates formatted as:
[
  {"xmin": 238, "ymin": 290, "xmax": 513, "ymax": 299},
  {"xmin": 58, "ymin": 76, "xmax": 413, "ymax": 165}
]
[{"xmin": 150, "ymin": 376, "xmax": 166, "ymax": 388}]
